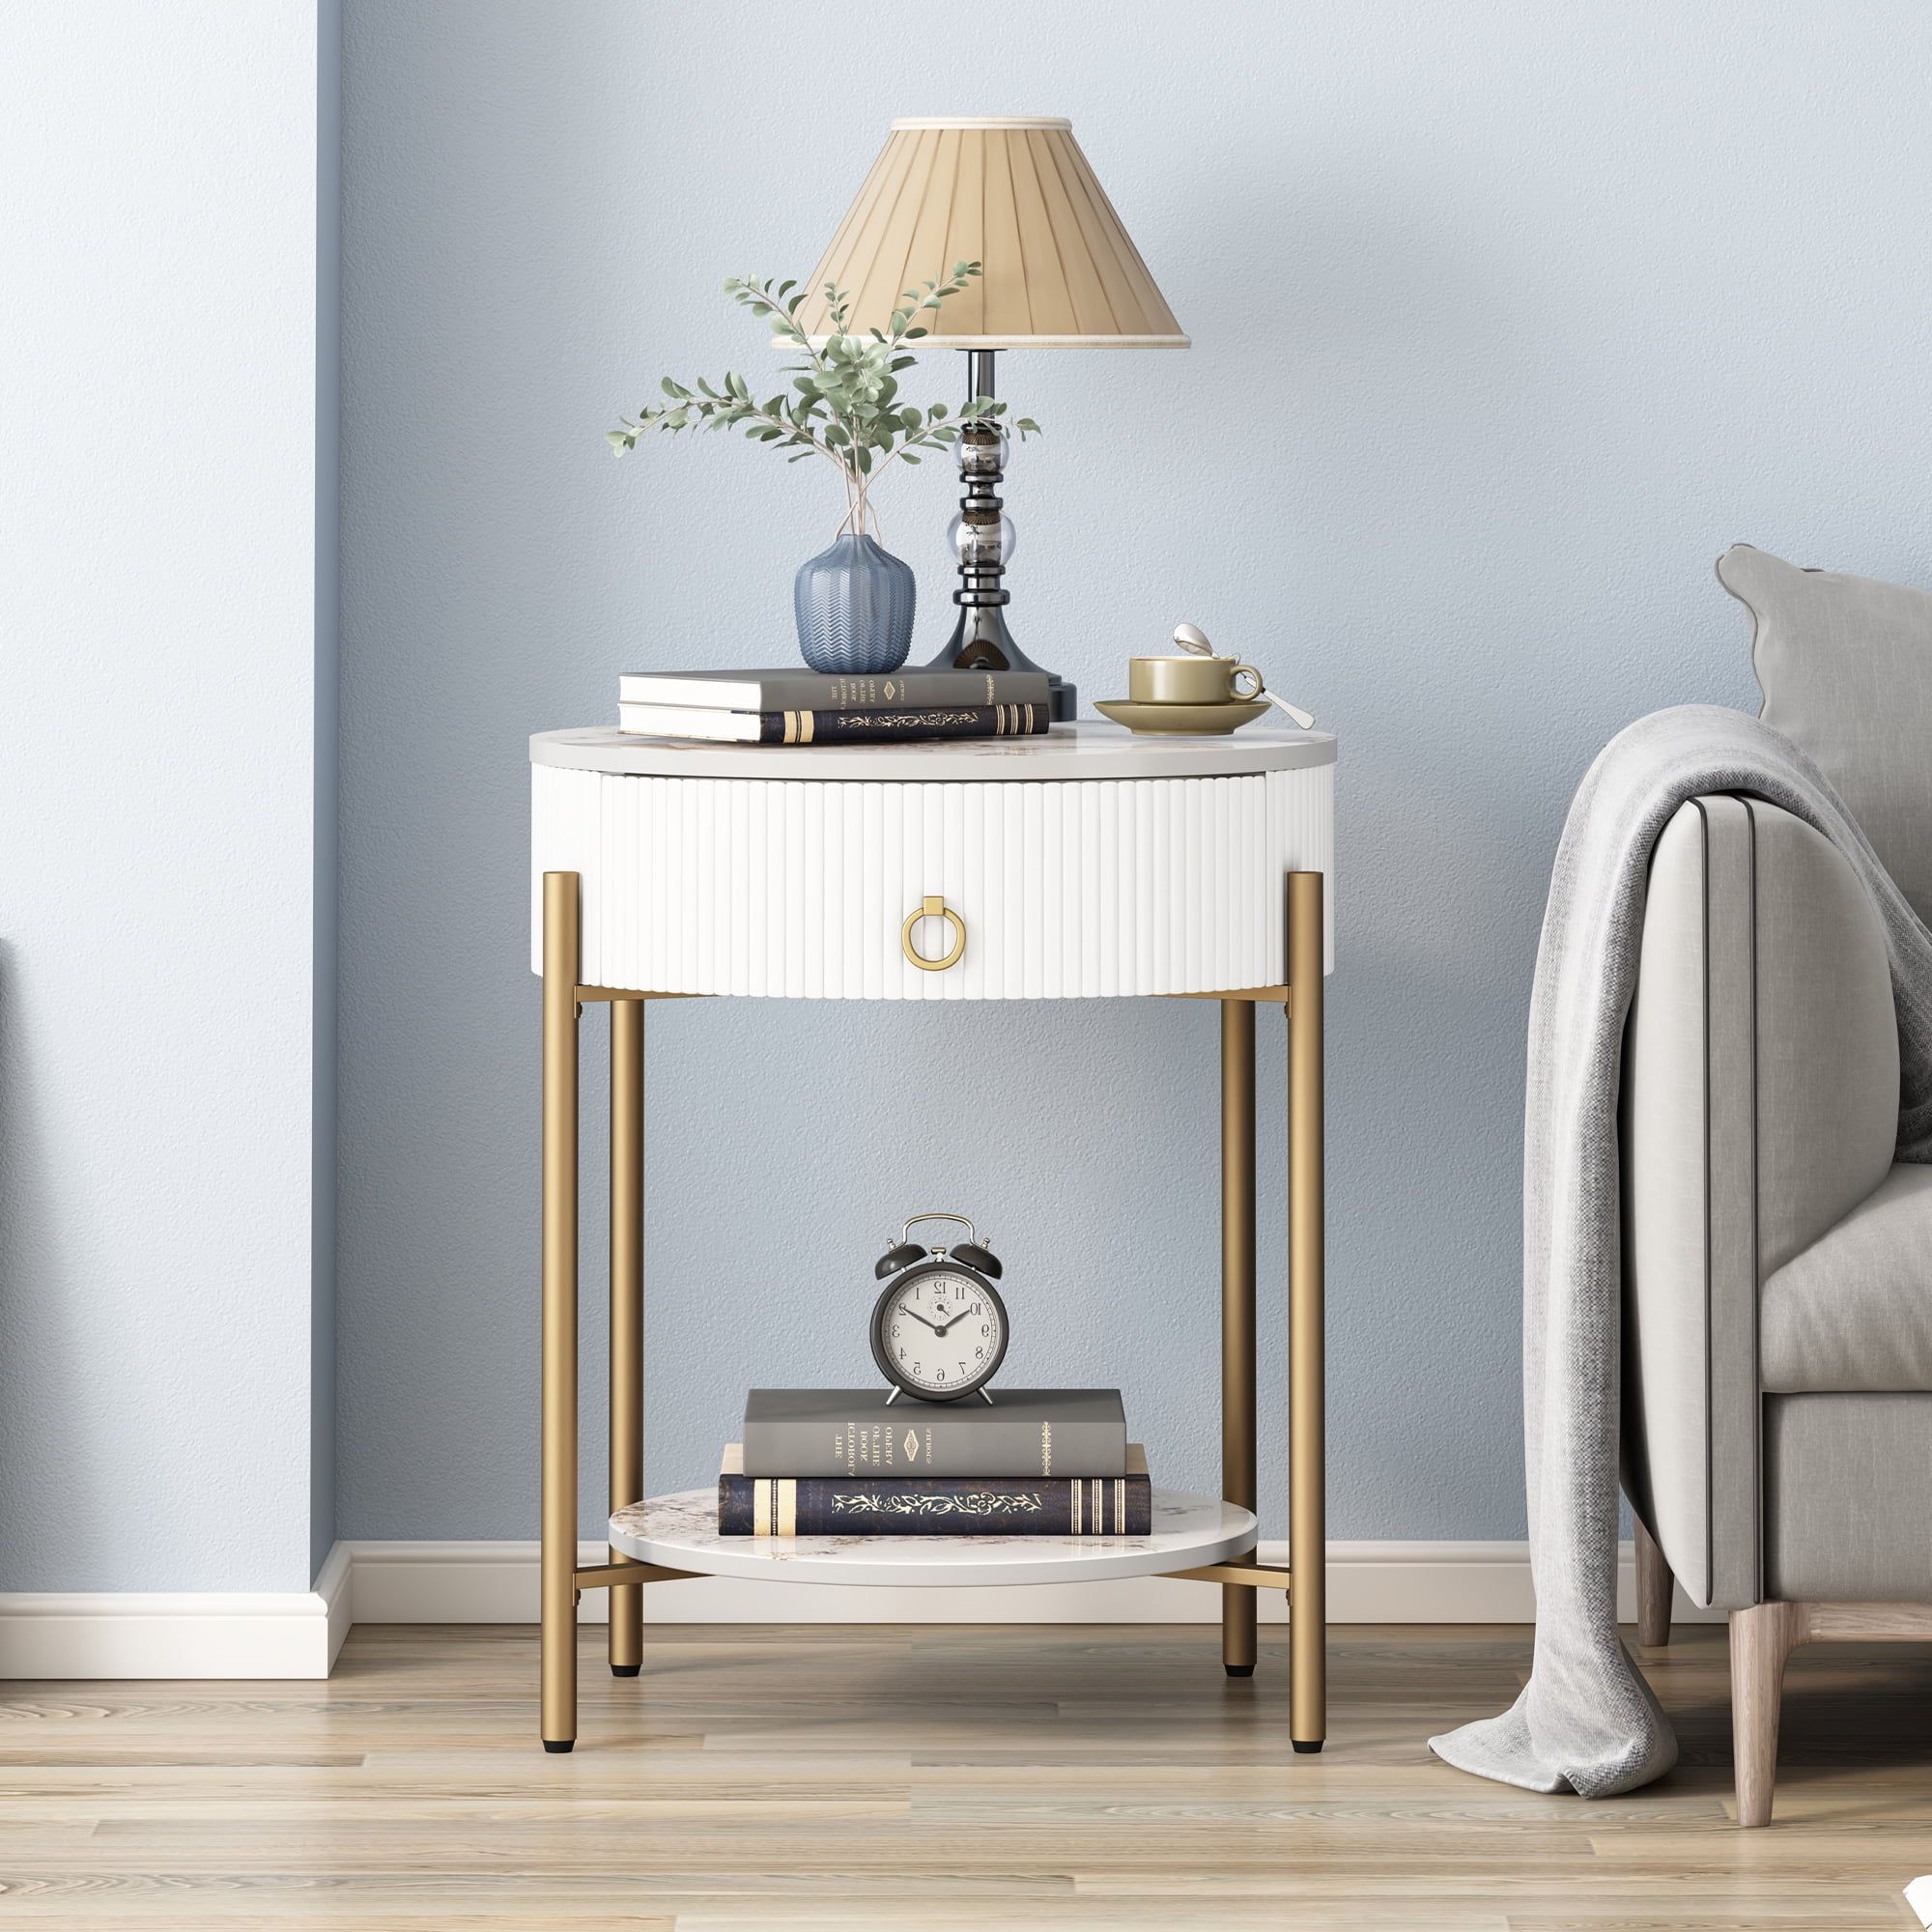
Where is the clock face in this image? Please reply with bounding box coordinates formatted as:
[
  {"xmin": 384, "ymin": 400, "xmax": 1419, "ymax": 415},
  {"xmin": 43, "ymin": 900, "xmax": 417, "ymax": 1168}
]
[{"xmin": 875, "ymin": 1265, "xmax": 1007, "ymax": 1400}]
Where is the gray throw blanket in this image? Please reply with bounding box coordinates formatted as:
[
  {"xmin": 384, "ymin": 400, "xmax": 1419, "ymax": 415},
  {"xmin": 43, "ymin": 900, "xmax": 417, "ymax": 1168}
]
[{"xmin": 1430, "ymin": 704, "xmax": 1932, "ymax": 1797}]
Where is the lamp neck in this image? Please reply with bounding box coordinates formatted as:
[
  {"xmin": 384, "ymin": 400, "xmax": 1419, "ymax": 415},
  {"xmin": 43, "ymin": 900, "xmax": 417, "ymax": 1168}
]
[
  {"xmin": 952, "ymin": 349, "xmax": 1007, "ymax": 616},
  {"xmin": 964, "ymin": 348, "xmax": 997, "ymax": 407}
]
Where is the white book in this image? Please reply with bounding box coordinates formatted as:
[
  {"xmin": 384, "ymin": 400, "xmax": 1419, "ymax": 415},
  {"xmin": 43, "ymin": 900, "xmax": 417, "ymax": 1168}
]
[{"xmin": 619, "ymin": 702, "xmax": 774, "ymax": 742}]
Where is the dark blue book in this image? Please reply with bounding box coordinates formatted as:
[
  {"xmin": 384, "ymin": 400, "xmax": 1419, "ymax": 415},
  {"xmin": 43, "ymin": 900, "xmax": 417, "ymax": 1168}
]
[
  {"xmin": 717, "ymin": 1444, "xmax": 1151, "ymax": 1536},
  {"xmin": 618, "ymin": 699, "xmax": 1048, "ymax": 744}
]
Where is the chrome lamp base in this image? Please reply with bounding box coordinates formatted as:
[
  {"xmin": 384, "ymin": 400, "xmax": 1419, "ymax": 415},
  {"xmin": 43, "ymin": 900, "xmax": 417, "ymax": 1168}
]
[{"xmin": 920, "ymin": 350, "xmax": 1077, "ymax": 723}]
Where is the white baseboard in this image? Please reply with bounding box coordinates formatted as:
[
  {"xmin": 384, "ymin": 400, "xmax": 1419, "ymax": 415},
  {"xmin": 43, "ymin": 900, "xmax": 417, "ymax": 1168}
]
[
  {"xmin": 0, "ymin": 1538, "xmax": 1721, "ymax": 1678},
  {"xmin": 317, "ymin": 1540, "xmax": 354, "ymax": 1667},
  {"xmin": 341, "ymin": 1537, "xmax": 1725, "ymax": 1629},
  {"xmin": 0, "ymin": 1541, "xmax": 353, "ymax": 1680}
]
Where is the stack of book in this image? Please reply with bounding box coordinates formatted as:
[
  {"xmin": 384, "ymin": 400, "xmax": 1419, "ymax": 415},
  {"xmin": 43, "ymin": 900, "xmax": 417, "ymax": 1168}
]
[
  {"xmin": 619, "ymin": 668, "xmax": 1052, "ymax": 746},
  {"xmin": 719, "ymin": 1388, "xmax": 1151, "ymax": 1537}
]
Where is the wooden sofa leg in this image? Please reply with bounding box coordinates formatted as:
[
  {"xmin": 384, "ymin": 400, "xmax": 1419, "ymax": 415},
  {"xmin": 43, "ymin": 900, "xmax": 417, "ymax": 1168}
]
[
  {"xmin": 1634, "ymin": 1519, "xmax": 1672, "ymax": 1647},
  {"xmin": 1730, "ymin": 1603, "xmax": 1798, "ymax": 1828}
]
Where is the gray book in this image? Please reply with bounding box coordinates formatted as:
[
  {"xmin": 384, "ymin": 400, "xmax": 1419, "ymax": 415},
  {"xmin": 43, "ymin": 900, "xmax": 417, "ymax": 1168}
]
[
  {"xmin": 617, "ymin": 668, "xmax": 1050, "ymax": 712},
  {"xmin": 742, "ymin": 1387, "xmax": 1128, "ymax": 1480}
]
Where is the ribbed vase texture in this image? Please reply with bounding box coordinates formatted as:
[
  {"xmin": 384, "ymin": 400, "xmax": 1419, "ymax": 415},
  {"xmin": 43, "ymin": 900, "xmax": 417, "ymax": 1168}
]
[{"xmin": 793, "ymin": 534, "xmax": 916, "ymax": 674}]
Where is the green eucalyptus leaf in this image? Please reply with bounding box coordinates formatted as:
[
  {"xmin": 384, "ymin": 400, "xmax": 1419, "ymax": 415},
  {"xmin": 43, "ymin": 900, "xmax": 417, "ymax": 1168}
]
[{"xmin": 611, "ymin": 259, "xmax": 1035, "ymax": 488}]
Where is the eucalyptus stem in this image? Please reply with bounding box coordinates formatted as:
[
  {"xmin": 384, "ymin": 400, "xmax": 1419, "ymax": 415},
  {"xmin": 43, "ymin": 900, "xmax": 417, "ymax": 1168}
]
[{"xmin": 608, "ymin": 260, "xmax": 1041, "ymax": 544}]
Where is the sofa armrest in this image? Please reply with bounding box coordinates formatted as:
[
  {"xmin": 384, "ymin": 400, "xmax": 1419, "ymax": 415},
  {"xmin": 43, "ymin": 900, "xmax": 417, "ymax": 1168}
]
[{"xmin": 1620, "ymin": 796, "xmax": 1897, "ymax": 1609}]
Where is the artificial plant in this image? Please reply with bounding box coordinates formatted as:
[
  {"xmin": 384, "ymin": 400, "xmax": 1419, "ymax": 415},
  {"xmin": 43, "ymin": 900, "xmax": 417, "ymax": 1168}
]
[{"xmin": 608, "ymin": 261, "xmax": 1038, "ymax": 542}]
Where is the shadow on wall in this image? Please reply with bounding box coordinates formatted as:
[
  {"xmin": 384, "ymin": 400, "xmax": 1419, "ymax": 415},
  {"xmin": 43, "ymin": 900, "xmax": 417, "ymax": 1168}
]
[{"xmin": 0, "ymin": 944, "xmax": 89, "ymax": 1589}]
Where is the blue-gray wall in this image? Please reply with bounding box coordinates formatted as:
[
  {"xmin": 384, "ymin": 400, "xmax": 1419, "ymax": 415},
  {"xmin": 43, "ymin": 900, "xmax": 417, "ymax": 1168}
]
[
  {"xmin": 338, "ymin": 1, "xmax": 1932, "ymax": 1542},
  {"xmin": 0, "ymin": 4, "xmax": 332, "ymax": 1594},
  {"xmin": 314, "ymin": 0, "xmax": 342, "ymax": 1582}
]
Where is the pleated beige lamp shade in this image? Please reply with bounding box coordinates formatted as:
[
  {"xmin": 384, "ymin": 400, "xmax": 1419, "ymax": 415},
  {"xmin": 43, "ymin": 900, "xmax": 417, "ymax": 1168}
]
[{"xmin": 793, "ymin": 117, "xmax": 1188, "ymax": 349}]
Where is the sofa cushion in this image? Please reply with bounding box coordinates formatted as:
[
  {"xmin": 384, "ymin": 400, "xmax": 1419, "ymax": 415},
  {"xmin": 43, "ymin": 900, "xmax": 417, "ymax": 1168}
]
[
  {"xmin": 1717, "ymin": 544, "xmax": 1932, "ymax": 925},
  {"xmin": 1761, "ymin": 1164, "xmax": 1932, "ymax": 1391}
]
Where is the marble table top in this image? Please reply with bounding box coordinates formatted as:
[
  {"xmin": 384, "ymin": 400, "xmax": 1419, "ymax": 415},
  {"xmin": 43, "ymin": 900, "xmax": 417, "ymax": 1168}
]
[
  {"xmin": 609, "ymin": 1487, "xmax": 1258, "ymax": 1587},
  {"xmin": 532, "ymin": 720, "xmax": 1336, "ymax": 782}
]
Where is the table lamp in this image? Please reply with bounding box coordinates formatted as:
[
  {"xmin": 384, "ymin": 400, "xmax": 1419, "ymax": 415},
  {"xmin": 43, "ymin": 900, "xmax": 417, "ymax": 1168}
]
[{"xmin": 793, "ymin": 117, "xmax": 1188, "ymax": 721}]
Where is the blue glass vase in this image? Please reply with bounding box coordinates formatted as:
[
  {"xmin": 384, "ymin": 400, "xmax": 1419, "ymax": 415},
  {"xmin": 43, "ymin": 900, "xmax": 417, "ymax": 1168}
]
[{"xmin": 792, "ymin": 533, "xmax": 916, "ymax": 675}]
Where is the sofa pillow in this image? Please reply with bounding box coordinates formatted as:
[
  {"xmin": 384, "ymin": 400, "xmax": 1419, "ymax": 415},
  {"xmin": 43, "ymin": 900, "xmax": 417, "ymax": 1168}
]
[{"xmin": 1717, "ymin": 544, "xmax": 1932, "ymax": 925}]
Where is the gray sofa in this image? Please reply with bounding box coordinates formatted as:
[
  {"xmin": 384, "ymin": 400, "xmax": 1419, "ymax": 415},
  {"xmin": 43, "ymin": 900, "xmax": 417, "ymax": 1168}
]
[{"xmin": 1621, "ymin": 545, "xmax": 1932, "ymax": 1826}]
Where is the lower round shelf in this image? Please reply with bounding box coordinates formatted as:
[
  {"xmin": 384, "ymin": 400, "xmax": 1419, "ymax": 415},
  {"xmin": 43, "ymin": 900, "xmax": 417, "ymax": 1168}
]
[{"xmin": 608, "ymin": 1488, "xmax": 1258, "ymax": 1587}]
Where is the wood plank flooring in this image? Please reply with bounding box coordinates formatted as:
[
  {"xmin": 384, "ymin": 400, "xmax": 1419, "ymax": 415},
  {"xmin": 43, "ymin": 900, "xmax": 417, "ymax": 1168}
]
[{"xmin": 0, "ymin": 1622, "xmax": 1928, "ymax": 1929}]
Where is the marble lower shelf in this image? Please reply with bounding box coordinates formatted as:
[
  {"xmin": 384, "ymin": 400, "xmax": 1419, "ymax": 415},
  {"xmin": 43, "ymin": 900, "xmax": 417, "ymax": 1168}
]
[{"xmin": 608, "ymin": 1488, "xmax": 1258, "ymax": 1587}]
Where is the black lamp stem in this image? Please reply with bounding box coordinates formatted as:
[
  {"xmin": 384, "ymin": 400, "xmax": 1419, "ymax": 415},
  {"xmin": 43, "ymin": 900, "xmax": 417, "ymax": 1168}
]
[{"xmin": 920, "ymin": 349, "xmax": 1076, "ymax": 722}]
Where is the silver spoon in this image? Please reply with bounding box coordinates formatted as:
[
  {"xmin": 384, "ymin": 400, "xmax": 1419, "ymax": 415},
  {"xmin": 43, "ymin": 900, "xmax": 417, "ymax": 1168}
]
[{"xmin": 1172, "ymin": 623, "xmax": 1314, "ymax": 728}]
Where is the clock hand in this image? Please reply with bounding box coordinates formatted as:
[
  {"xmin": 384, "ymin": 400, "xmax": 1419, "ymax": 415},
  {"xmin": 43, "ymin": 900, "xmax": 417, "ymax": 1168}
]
[{"xmin": 898, "ymin": 1307, "xmax": 945, "ymax": 1333}]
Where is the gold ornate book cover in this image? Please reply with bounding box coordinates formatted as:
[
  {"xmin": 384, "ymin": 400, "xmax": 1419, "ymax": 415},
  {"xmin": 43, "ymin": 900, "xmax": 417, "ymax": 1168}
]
[{"xmin": 717, "ymin": 1444, "xmax": 1151, "ymax": 1537}]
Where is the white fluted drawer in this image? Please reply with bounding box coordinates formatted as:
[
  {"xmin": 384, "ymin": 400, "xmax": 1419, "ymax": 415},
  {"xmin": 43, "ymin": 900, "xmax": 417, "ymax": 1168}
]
[{"xmin": 529, "ymin": 725, "xmax": 1334, "ymax": 1000}]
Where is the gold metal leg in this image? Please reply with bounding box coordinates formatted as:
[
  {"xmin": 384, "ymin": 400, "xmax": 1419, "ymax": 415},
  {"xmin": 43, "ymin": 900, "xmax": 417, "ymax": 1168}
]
[
  {"xmin": 540, "ymin": 872, "xmax": 581, "ymax": 1752},
  {"xmin": 1220, "ymin": 999, "xmax": 1258, "ymax": 1678},
  {"xmin": 609, "ymin": 997, "xmax": 644, "ymax": 1678},
  {"xmin": 1288, "ymin": 871, "xmax": 1326, "ymax": 1751}
]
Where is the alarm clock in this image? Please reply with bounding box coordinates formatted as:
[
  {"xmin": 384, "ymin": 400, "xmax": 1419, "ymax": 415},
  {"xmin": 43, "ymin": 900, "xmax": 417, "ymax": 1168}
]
[{"xmin": 870, "ymin": 1212, "xmax": 1009, "ymax": 1404}]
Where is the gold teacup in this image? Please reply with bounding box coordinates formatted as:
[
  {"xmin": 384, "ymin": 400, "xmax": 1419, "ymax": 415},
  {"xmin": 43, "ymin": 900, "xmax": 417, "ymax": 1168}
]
[{"xmin": 1128, "ymin": 653, "xmax": 1264, "ymax": 706}]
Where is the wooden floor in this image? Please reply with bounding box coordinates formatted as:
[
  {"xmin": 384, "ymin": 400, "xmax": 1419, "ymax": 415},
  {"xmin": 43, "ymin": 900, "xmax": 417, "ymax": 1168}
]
[{"xmin": 0, "ymin": 1622, "xmax": 1927, "ymax": 1929}]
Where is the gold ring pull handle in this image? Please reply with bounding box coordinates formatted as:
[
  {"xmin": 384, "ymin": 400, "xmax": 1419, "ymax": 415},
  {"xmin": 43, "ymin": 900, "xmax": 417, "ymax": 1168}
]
[{"xmin": 901, "ymin": 895, "xmax": 966, "ymax": 972}]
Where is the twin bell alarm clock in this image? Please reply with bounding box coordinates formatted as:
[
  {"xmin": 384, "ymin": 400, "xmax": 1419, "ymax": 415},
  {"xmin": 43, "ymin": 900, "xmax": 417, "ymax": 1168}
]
[{"xmin": 870, "ymin": 1212, "xmax": 1008, "ymax": 1404}]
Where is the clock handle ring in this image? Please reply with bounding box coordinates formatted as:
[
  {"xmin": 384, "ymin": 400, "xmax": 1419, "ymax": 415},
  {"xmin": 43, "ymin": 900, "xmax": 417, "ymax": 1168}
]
[{"xmin": 899, "ymin": 1210, "xmax": 979, "ymax": 1251}]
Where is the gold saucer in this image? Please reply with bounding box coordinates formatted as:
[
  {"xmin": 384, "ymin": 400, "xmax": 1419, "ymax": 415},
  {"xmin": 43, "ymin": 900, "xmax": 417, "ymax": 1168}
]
[{"xmin": 1094, "ymin": 697, "xmax": 1271, "ymax": 736}]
